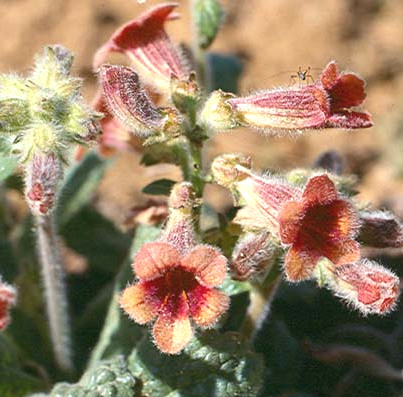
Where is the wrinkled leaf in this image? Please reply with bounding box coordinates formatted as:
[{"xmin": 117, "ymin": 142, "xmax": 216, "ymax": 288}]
[
  {"xmin": 30, "ymin": 356, "xmax": 136, "ymax": 397},
  {"xmin": 129, "ymin": 330, "xmax": 264, "ymax": 397},
  {"xmin": 142, "ymin": 179, "xmax": 176, "ymax": 196}
]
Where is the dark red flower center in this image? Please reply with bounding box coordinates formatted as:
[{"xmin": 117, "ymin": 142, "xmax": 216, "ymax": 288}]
[{"xmin": 298, "ymin": 203, "xmax": 344, "ymax": 250}]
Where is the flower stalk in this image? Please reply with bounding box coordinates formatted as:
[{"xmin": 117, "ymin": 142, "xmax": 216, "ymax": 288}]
[{"xmin": 36, "ymin": 213, "xmax": 72, "ymax": 371}]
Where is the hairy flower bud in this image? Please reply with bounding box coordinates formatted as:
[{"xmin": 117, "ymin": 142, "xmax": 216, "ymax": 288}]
[
  {"xmin": 231, "ymin": 232, "xmax": 278, "ymax": 281},
  {"xmin": 359, "ymin": 211, "xmax": 403, "ymax": 248},
  {"xmin": 314, "ymin": 258, "xmax": 399, "ymax": 315},
  {"xmin": 199, "ymin": 90, "xmax": 238, "ymax": 132},
  {"xmin": 24, "ymin": 153, "xmax": 63, "ymax": 216},
  {"xmin": 171, "ymin": 73, "xmax": 201, "ymax": 115},
  {"xmin": 211, "ymin": 153, "xmax": 252, "ymax": 189},
  {"xmin": 0, "ymin": 45, "xmax": 100, "ymax": 164}
]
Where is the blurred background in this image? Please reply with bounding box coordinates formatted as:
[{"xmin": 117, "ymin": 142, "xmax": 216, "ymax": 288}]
[{"xmin": 0, "ymin": 0, "xmax": 402, "ymax": 222}]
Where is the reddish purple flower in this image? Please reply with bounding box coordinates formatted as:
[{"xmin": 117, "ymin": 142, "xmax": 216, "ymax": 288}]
[
  {"xmin": 0, "ymin": 277, "xmax": 17, "ymax": 331},
  {"xmin": 227, "ymin": 61, "xmax": 373, "ymax": 132},
  {"xmin": 94, "ymin": 3, "xmax": 187, "ymax": 93},
  {"xmin": 278, "ymin": 175, "xmax": 361, "ymax": 281},
  {"xmin": 120, "ymin": 242, "xmax": 229, "ymax": 354},
  {"xmin": 231, "ymin": 167, "xmax": 361, "ymax": 281},
  {"xmin": 120, "ymin": 182, "xmax": 229, "ymax": 354}
]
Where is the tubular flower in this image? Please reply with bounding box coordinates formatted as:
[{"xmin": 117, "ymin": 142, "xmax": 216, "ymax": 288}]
[
  {"xmin": 227, "ymin": 61, "xmax": 373, "ymax": 133},
  {"xmin": 0, "ymin": 277, "xmax": 17, "ymax": 331},
  {"xmin": 120, "ymin": 183, "xmax": 229, "ymax": 354},
  {"xmin": 94, "ymin": 3, "xmax": 187, "ymax": 93},
  {"xmin": 229, "ymin": 166, "xmax": 361, "ymax": 281},
  {"xmin": 315, "ymin": 259, "xmax": 400, "ymax": 315},
  {"xmin": 99, "ymin": 64, "xmax": 181, "ymax": 139}
]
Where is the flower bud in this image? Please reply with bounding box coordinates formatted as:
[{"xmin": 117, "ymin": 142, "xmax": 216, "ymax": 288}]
[
  {"xmin": 359, "ymin": 211, "xmax": 403, "ymax": 248},
  {"xmin": 171, "ymin": 73, "xmax": 202, "ymax": 115},
  {"xmin": 199, "ymin": 90, "xmax": 238, "ymax": 132},
  {"xmin": 99, "ymin": 65, "xmax": 165, "ymax": 138},
  {"xmin": 211, "ymin": 153, "xmax": 252, "ymax": 189},
  {"xmin": 230, "ymin": 232, "xmax": 278, "ymax": 281},
  {"xmin": 24, "ymin": 153, "xmax": 63, "ymax": 216},
  {"xmin": 163, "ymin": 182, "xmax": 197, "ymax": 254},
  {"xmin": 314, "ymin": 258, "xmax": 400, "ymax": 315}
]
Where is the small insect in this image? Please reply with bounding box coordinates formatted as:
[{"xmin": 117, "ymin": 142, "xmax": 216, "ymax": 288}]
[
  {"xmin": 289, "ymin": 66, "xmax": 315, "ymax": 87},
  {"xmin": 266, "ymin": 66, "xmax": 320, "ymax": 87}
]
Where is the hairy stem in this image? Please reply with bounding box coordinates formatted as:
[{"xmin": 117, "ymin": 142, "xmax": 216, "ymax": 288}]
[{"xmin": 36, "ymin": 213, "xmax": 73, "ymax": 372}]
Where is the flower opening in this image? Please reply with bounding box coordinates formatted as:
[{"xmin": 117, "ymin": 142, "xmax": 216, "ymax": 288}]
[{"xmin": 120, "ymin": 242, "xmax": 229, "ymax": 354}]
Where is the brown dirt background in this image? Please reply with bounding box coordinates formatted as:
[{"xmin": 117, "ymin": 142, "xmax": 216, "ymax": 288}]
[{"xmin": 1, "ymin": 0, "xmax": 402, "ymax": 224}]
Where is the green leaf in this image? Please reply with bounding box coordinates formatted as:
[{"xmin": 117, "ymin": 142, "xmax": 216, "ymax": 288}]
[
  {"xmin": 208, "ymin": 53, "xmax": 243, "ymax": 94},
  {"xmin": 87, "ymin": 225, "xmax": 161, "ymax": 368},
  {"xmin": 57, "ymin": 151, "xmax": 113, "ymax": 225},
  {"xmin": 142, "ymin": 179, "xmax": 176, "ymax": 196},
  {"xmin": 30, "ymin": 356, "xmax": 137, "ymax": 397},
  {"xmin": 0, "ymin": 152, "xmax": 18, "ymax": 182},
  {"xmin": 194, "ymin": 0, "xmax": 224, "ymax": 49},
  {"xmin": 0, "ymin": 336, "xmax": 44, "ymax": 397},
  {"xmin": 60, "ymin": 206, "xmax": 131, "ymax": 275},
  {"xmin": 129, "ymin": 330, "xmax": 264, "ymax": 397}
]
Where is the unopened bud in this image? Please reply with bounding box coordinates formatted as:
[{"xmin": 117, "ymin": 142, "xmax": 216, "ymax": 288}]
[
  {"xmin": 314, "ymin": 258, "xmax": 400, "ymax": 315},
  {"xmin": 359, "ymin": 211, "xmax": 403, "ymax": 248},
  {"xmin": 211, "ymin": 153, "xmax": 252, "ymax": 188},
  {"xmin": 24, "ymin": 153, "xmax": 63, "ymax": 216},
  {"xmin": 171, "ymin": 73, "xmax": 201, "ymax": 114},
  {"xmin": 168, "ymin": 182, "xmax": 196, "ymax": 210},
  {"xmin": 163, "ymin": 182, "xmax": 197, "ymax": 254},
  {"xmin": 199, "ymin": 90, "xmax": 238, "ymax": 132},
  {"xmin": 231, "ymin": 232, "xmax": 278, "ymax": 281}
]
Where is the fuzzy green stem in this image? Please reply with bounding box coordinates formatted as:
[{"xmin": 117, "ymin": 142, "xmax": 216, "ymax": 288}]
[{"xmin": 36, "ymin": 213, "xmax": 73, "ymax": 372}]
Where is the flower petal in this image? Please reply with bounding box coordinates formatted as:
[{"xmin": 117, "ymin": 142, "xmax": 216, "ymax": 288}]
[
  {"xmin": 278, "ymin": 201, "xmax": 305, "ymax": 244},
  {"xmin": 120, "ymin": 281, "xmax": 163, "ymax": 324},
  {"xmin": 326, "ymin": 239, "xmax": 361, "ymax": 266},
  {"xmin": 133, "ymin": 242, "xmax": 180, "ymax": 280},
  {"xmin": 302, "ymin": 175, "xmax": 338, "ymax": 207},
  {"xmin": 187, "ymin": 286, "xmax": 230, "ymax": 327},
  {"xmin": 284, "ymin": 244, "xmax": 318, "ymax": 282},
  {"xmin": 93, "ymin": 3, "xmax": 185, "ymax": 92},
  {"xmin": 326, "ymin": 110, "xmax": 373, "ymax": 129},
  {"xmin": 0, "ymin": 280, "xmax": 16, "ymax": 331},
  {"xmin": 181, "ymin": 245, "xmax": 227, "ymax": 287},
  {"xmin": 152, "ymin": 311, "xmax": 193, "ymax": 354},
  {"xmin": 328, "ymin": 73, "xmax": 366, "ymax": 111},
  {"xmin": 320, "ymin": 61, "xmax": 338, "ymax": 89}
]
